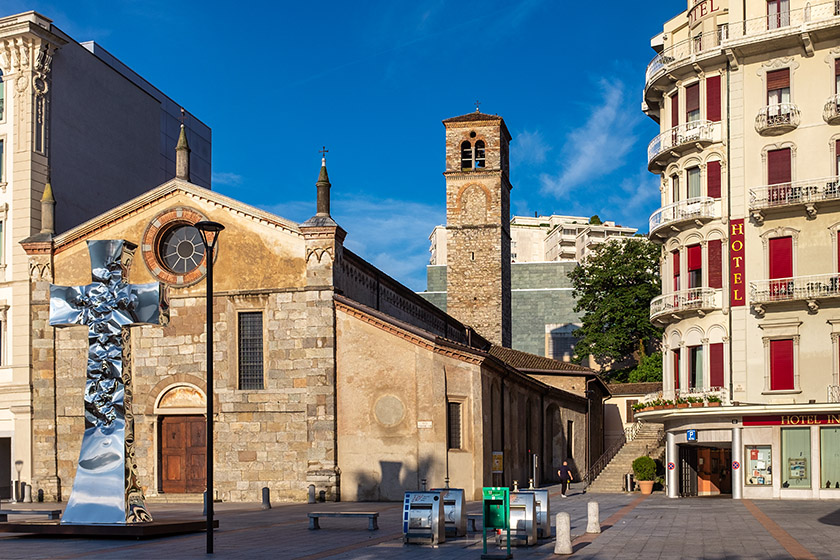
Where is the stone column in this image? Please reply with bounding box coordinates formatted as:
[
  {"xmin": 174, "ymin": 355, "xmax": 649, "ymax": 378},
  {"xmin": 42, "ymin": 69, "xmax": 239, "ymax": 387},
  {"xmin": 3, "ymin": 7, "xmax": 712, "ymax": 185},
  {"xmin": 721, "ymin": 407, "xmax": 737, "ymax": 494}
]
[
  {"xmin": 666, "ymin": 431, "xmax": 678, "ymax": 498},
  {"xmin": 732, "ymin": 426, "xmax": 743, "ymax": 500}
]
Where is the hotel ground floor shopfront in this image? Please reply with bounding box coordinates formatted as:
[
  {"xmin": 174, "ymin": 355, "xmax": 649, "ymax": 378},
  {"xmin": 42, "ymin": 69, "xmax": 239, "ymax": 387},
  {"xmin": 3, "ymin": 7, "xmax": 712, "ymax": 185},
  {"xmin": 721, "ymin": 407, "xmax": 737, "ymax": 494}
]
[{"xmin": 637, "ymin": 405, "xmax": 840, "ymax": 499}]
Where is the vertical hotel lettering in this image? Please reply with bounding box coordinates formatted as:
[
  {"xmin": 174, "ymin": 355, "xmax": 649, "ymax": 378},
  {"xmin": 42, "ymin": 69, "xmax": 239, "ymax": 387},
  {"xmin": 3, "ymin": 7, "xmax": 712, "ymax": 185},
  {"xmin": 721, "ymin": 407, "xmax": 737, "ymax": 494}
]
[{"xmin": 730, "ymin": 219, "xmax": 745, "ymax": 306}]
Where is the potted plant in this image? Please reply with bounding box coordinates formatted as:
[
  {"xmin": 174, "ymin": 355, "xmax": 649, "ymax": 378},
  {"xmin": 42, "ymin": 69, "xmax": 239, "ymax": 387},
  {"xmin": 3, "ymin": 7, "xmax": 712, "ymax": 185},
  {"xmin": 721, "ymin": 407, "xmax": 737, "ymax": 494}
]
[
  {"xmin": 633, "ymin": 456, "xmax": 657, "ymax": 495},
  {"xmin": 675, "ymin": 397, "xmax": 689, "ymax": 409},
  {"xmin": 687, "ymin": 396, "xmax": 703, "ymax": 407},
  {"xmin": 706, "ymin": 395, "xmax": 722, "ymax": 407}
]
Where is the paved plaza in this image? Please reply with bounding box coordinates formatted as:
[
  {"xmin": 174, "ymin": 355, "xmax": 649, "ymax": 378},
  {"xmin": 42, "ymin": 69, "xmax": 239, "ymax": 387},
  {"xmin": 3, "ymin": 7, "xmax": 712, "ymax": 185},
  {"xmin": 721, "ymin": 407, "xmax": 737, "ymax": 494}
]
[{"xmin": 0, "ymin": 485, "xmax": 838, "ymax": 559}]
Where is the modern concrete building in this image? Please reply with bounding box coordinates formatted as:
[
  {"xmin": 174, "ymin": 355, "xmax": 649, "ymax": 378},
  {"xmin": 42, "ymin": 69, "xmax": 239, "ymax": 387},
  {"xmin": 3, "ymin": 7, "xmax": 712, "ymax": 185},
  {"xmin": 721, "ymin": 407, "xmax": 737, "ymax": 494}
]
[
  {"xmin": 0, "ymin": 11, "xmax": 210, "ymax": 500},
  {"xmin": 423, "ymin": 215, "xmax": 636, "ymax": 360},
  {"xmin": 638, "ymin": 0, "xmax": 840, "ymax": 500}
]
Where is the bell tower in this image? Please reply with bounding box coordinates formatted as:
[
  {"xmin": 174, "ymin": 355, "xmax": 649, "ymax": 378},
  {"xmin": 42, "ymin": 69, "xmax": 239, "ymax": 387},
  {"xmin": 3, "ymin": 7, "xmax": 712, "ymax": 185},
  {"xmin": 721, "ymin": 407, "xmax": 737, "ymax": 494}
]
[{"xmin": 443, "ymin": 109, "xmax": 512, "ymax": 347}]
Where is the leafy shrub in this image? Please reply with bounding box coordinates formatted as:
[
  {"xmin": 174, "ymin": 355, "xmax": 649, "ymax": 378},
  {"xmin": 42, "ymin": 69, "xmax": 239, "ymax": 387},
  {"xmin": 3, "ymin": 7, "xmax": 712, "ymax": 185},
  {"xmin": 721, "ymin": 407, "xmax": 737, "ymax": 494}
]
[{"xmin": 632, "ymin": 456, "xmax": 656, "ymax": 481}]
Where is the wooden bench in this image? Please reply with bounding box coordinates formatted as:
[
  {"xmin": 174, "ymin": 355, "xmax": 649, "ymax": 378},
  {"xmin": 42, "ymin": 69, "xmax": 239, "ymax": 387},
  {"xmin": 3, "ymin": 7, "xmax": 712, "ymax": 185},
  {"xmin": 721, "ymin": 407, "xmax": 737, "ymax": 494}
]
[
  {"xmin": 467, "ymin": 513, "xmax": 482, "ymax": 532},
  {"xmin": 0, "ymin": 509, "xmax": 62, "ymax": 522},
  {"xmin": 308, "ymin": 511, "xmax": 379, "ymax": 531}
]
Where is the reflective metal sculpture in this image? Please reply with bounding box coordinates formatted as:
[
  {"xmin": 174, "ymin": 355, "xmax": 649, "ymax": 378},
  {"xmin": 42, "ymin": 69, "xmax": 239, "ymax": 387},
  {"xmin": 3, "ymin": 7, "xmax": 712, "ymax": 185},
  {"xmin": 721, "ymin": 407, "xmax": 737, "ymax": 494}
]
[{"xmin": 50, "ymin": 240, "xmax": 167, "ymax": 524}]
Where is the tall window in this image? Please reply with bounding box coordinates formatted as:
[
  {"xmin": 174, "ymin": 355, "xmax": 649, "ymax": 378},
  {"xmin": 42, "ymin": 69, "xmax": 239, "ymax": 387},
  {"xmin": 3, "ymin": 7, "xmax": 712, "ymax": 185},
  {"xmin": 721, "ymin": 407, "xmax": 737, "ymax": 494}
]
[
  {"xmin": 447, "ymin": 402, "xmax": 462, "ymax": 449},
  {"xmin": 474, "ymin": 140, "xmax": 486, "ymax": 168},
  {"xmin": 767, "ymin": 0, "xmax": 790, "ymax": 30},
  {"xmin": 781, "ymin": 427, "xmax": 810, "ymax": 488},
  {"xmin": 671, "ymin": 92, "xmax": 679, "ymax": 128},
  {"xmin": 706, "ymin": 75, "xmax": 721, "ymax": 122},
  {"xmin": 687, "ymin": 244, "xmax": 702, "ymax": 289},
  {"xmin": 626, "ymin": 399, "xmax": 638, "ymax": 423},
  {"xmin": 671, "ymin": 174, "xmax": 680, "ymax": 203},
  {"xmin": 460, "ymin": 141, "xmax": 472, "ymax": 170},
  {"xmin": 709, "ymin": 342, "xmax": 724, "ymax": 387},
  {"xmin": 673, "ymin": 349, "xmax": 681, "ymax": 391},
  {"xmin": 766, "ymin": 68, "xmax": 790, "ymax": 105},
  {"xmin": 708, "ymin": 239, "xmax": 723, "ymax": 289},
  {"xmin": 685, "ymin": 83, "xmax": 700, "ymax": 123},
  {"xmin": 566, "ymin": 420, "xmax": 574, "ymax": 458},
  {"xmin": 768, "ymin": 148, "xmax": 792, "ymax": 205},
  {"xmin": 770, "ymin": 338, "xmax": 794, "ymax": 391},
  {"xmin": 688, "ymin": 167, "xmax": 701, "ymax": 198},
  {"xmin": 689, "ymin": 345, "xmax": 703, "ymax": 389},
  {"xmin": 238, "ymin": 312, "xmax": 264, "ymax": 390},
  {"xmin": 672, "ymin": 250, "xmax": 681, "ymax": 291},
  {"xmin": 707, "ymin": 160, "xmax": 721, "ymax": 198},
  {"xmin": 835, "ymin": 58, "xmax": 840, "ymax": 94},
  {"xmin": 821, "ymin": 428, "xmax": 840, "ymax": 489},
  {"xmin": 769, "ymin": 236, "xmax": 793, "ymax": 299}
]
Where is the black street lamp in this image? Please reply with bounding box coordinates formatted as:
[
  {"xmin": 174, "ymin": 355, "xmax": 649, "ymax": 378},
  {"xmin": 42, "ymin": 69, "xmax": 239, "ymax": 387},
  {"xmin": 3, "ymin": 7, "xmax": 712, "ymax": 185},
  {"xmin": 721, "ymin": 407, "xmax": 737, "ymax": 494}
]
[{"xmin": 194, "ymin": 220, "xmax": 224, "ymax": 555}]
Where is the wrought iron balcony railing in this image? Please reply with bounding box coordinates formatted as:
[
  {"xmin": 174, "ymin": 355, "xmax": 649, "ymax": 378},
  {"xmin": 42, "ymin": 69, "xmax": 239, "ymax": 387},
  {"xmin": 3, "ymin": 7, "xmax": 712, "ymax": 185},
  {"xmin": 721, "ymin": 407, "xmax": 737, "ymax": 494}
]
[
  {"xmin": 755, "ymin": 103, "xmax": 800, "ymax": 135},
  {"xmin": 648, "ymin": 121, "xmax": 720, "ymax": 169},
  {"xmin": 722, "ymin": 1, "xmax": 839, "ymax": 42},
  {"xmin": 650, "ymin": 287, "xmax": 719, "ymax": 322},
  {"xmin": 829, "ymin": 385, "xmax": 840, "ymax": 403},
  {"xmin": 649, "ymin": 197, "xmax": 718, "ymax": 238},
  {"xmin": 645, "ymin": 30, "xmax": 723, "ymax": 87},
  {"xmin": 751, "ymin": 273, "xmax": 840, "ymax": 312},
  {"xmin": 749, "ymin": 176, "xmax": 840, "ymax": 221}
]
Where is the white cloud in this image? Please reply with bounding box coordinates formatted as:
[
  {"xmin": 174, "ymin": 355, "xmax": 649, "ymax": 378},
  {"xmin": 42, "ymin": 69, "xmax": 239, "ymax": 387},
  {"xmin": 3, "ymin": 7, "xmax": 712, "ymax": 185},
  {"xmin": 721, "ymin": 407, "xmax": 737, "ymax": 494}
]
[
  {"xmin": 511, "ymin": 130, "xmax": 550, "ymax": 168},
  {"xmin": 212, "ymin": 171, "xmax": 244, "ymax": 186},
  {"xmin": 541, "ymin": 79, "xmax": 640, "ymax": 198}
]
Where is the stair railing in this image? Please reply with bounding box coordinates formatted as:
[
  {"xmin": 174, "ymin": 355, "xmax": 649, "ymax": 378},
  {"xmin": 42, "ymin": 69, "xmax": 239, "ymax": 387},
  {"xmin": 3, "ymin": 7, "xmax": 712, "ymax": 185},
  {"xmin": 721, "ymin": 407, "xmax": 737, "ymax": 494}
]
[{"xmin": 582, "ymin": 420, "xmax": 646, "ymax": 489}]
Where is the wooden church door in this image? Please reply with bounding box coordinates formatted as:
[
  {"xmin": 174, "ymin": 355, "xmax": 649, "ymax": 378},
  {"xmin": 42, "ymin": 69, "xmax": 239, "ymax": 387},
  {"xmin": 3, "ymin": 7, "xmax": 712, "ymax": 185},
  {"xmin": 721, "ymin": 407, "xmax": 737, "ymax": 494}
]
[{"xmin": 161, "ymin": 416, "xmax": 206, "ymax": 493}]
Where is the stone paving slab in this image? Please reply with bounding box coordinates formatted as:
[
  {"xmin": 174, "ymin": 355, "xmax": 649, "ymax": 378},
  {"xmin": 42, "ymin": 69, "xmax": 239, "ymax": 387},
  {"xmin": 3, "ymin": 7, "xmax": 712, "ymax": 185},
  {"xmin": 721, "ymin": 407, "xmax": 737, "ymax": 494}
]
[{"xmin": 0, "ymin": 486, "xmax": 835, "ymax": 559}]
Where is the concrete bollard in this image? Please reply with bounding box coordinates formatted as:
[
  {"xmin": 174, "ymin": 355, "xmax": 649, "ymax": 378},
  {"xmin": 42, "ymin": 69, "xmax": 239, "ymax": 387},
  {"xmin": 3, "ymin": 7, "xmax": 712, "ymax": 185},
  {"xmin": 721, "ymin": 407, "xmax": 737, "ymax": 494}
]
[
  {"xmin": 586, "ymin": 501, "xmax": 601, "ymax": 534},
  {"xmin": 261, "ymin": 487, "xmax": 271, "ymax": 510},
  {"xmin": 23, "ymin": 484, "xmax": 32, "ymax": 503},
  {"xmin": 513, "ymin": 480, "xmax": 519, "ymax": 491},
  {"xmin": 308, "ymin": 484, "xmax": 316, "ymax": 504},
  {"xmin": 554, "ymin": 512, "xmax": 572, "ymax": 555}
]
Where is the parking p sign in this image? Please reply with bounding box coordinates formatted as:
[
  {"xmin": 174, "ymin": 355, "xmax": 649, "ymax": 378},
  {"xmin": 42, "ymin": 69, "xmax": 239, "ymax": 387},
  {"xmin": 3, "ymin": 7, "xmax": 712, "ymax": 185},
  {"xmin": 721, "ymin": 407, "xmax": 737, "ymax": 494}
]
[{"xmin": 686, "ymin": 429, "xmax": 697, "ymax": 441}]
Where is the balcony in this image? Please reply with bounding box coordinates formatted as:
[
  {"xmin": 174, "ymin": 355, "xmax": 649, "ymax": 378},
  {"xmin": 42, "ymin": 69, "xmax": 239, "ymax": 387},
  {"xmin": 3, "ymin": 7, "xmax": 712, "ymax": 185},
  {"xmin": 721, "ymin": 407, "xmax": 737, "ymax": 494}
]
[
  {"xmin": 650, "ymin": 287, "xmax": 720, "ymax": 323},
  {"xmin": 645, "ymin": 30, "xmax": 723, "ymax": 90},
  {"xmin": 647, "ymin": 121, "xmax": 721, "ymax": 171},
  {"xmin": 750, "ymin": 273, "xmax": 840, "ymax": 315},
  {"xmin": 749, "ymin": 176, "xmax": 840, "ymax": 222},
  {"xmin": 755, "ymin": 103, "xmax": 800, "ymax": 136},
  {"xmin": 649, "ymin": 197, "xmax": 718, "ymax": 239},
  {"xmin": 824, "ymin": 94, "xmax": 840, "ymax": 124},
  {"xmin": 829, "ymin": 385, "xmax": 840, "ymax": 403}
]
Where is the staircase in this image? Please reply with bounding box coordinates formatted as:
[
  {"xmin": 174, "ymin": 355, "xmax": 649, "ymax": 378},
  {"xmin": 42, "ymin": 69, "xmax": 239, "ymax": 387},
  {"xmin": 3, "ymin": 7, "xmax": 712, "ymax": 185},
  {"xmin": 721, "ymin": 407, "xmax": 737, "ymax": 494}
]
[{"xmin": 587, "ymin": 422, "xmax": 665, "ymax": 493}]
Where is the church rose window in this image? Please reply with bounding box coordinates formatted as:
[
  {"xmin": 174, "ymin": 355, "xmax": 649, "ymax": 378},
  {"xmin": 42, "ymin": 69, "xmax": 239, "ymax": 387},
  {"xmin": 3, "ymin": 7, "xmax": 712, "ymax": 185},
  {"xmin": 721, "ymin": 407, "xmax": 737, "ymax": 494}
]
[
  {"xmin": 160, "ymin": 224, "xmax": 205, "ymax": 274},
  {"xmin": 141, "ymin": 206, "xmax": 211, "ymax": 286}
]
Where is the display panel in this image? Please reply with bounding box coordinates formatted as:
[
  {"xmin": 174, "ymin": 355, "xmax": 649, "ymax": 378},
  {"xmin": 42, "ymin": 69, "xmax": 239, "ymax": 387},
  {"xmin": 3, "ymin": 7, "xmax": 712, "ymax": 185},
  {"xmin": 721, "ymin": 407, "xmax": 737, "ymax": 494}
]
[
  {"xmin": 745, "ymin": 445, "xmax": 771, "ymax": 486},
  {"xmin": 821, "ymin": 427, "xmax": 840, "ymax": 489}
]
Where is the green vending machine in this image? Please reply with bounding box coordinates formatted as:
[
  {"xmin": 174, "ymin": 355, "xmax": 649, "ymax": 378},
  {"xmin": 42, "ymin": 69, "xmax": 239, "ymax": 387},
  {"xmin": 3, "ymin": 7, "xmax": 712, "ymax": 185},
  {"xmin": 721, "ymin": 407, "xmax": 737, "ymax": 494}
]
[{"xmin": 481, "ymin": 487, "xmax": 511, "ymax": 559}]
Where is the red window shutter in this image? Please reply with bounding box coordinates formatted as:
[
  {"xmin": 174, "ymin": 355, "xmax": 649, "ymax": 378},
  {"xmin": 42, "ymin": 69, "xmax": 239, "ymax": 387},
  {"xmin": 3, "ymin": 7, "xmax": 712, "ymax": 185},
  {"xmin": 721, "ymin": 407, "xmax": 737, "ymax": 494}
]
[
  {"xmin": 706, "ymin": 75, "xmax": 721, "ymax": 122},
  {"xmin": 709, "ymin": 343, "xmax": 724, "ymax": 387},
  {"xmin": 673, "ymin": 250, "xmax": 680, "ymax": 289},
  {"xmin": 767, "ymin": 148, "xmax": 791, "ymax": 185},
  {"xmin": 686, "ymin": 83, "xmax": 700, "ymax": 114},
  {"xmin": 835, "ymin": 58, "xmax": 840, "ymax": 76},
  {"xmin": 770, "ymin": 339, "xmax": 794, "ymax": 391},
  {"xmin": 766, "ymin": 68, "xmax": 790, "ymax": 91},
  {"xmin": 671, "ymin": 92, "xmax": 679, "ymax": 127},
  {"xmin": 687, "ymin": 244, "xmax": 702, "ymax": 271},
  {"xmin": 673, "ymin": 350, "xmax": 680, "ymax": 391},
  {"xmin": 707, "ymin": 160, "xmax": 721, "ymax": 198},
  {"xmin": 708, "ymin": 239, "xmax": 723, "ymax": 288},
  {"xmin": 769, "ymin": 236, "xmax": 793, "ymax": 279}
]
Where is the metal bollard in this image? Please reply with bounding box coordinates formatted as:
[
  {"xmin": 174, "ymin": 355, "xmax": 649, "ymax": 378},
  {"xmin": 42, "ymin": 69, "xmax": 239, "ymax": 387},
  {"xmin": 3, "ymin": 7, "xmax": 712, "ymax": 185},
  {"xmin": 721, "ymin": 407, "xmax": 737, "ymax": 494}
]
[
  {"xmin": 261, "ymin": 487, "xmax": 271, "ymax": 510},
  {"xmin": 421, "ymin": 478, "xmax": 427, "ymax": 491},
  {"xmin": 203, "ymin": 491, "xmax": 207, "ymax": 516},
  {"xmin": 23, "ymin": 484, "xmax": 32, "ymax": 503},
  {"xmin": 554, "ymin": 512, "xmax": 572, "ymax": 555},
  {"xmin": 308, "ymin": 484, "xmax": 316, "ymax": 504},
  {"xmin": 586, "ymin": 501, "xmax": 601, "ymax": 534}
]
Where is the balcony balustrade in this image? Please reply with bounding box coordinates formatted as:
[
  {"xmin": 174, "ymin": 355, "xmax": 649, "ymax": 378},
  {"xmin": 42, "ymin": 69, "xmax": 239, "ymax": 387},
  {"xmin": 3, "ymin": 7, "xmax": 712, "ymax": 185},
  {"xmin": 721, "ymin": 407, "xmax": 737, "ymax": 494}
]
[
  {"xmin": 829, "ymin": 385, "xmax": 840, "ymax": 403},
  {"xmin": 824, "ymin": 94, "xmax": 840, "ymax": 124},
  {"xmin": 755, "ymin": 103, "xmax": 800, "ymax": 136},
  {"xmin": 650, "ymin": 287, "xmax": 720, "ymax": 323},
  {"xmin": 648, "ymin": 121, "xmax": 720, "ymax": 170},
  {"xmin": 649, "ymin": 197, "xmax": 718, "ymax": 239},
  {"xmin": 749, "ymin": 176, "xmax": 840, "ymax": 222},
  {"xmin": 645, "ymin": 2, "xmax": 840, "ymax": 93},
  {"xmin": 750, "ymin": 273, "xmax": 840, "ymax": 314}
]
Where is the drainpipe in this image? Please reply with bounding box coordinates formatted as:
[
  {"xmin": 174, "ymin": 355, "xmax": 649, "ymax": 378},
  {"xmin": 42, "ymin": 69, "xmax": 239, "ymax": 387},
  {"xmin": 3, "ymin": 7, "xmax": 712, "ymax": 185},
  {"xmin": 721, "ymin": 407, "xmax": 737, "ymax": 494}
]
[{"xmin": 726, "ymin": 59, "xmax": 734, "ymax": 405}]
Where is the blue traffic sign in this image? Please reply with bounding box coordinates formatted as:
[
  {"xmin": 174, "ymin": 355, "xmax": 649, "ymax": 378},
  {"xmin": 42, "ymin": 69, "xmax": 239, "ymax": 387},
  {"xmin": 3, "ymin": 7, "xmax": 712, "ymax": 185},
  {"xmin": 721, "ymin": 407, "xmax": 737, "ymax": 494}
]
[{"xmin": 686, "ymin": 429, "xmax": 697, "ymax": 441}]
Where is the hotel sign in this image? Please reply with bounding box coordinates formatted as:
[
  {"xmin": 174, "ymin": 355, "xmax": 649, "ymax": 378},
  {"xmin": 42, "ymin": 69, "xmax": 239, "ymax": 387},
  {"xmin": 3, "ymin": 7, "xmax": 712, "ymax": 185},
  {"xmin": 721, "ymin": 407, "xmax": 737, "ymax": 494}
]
[
  {"xmin": 743, "ymin": 414, "xmax": 840, "ymax": 426},
  {"xmin": 688, "ymin": 0, "xmax": 721, "ymax": 25},
  {"xmin": 729, "ymin": 219, "xmax": 745, "ymax": 307}
]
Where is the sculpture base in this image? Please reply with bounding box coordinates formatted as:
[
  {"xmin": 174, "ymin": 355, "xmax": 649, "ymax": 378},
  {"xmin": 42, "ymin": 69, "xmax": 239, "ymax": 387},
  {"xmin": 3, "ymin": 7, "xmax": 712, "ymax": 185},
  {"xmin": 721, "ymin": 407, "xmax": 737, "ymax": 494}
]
[{"xmin": 0, "ymin": 519, "xmax": 217, "ymax": 539}]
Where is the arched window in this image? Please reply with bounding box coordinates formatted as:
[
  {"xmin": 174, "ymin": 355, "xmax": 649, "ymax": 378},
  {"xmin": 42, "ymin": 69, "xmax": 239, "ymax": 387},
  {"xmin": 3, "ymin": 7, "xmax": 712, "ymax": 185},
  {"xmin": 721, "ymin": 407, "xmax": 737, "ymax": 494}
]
[
  {"xmin": 461, "ymin": 141, "xmax": 472, "ymax": 170},
  {"xmin": 475, "ymin": 140, "xmax": 486, "ymax": 168}
]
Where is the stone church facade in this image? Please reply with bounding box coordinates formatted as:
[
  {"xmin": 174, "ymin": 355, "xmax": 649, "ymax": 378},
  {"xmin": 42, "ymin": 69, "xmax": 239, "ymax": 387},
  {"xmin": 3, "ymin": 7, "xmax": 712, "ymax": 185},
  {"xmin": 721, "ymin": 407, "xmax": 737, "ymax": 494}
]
[{"xmin": 21, "ymin": 112, "xmax": 605, "ymax": 503}]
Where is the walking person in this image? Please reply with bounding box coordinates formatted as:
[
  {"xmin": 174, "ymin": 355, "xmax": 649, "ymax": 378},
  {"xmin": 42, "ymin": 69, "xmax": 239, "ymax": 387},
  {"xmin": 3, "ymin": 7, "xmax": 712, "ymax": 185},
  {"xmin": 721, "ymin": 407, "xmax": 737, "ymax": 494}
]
[{"xmin": 558, "ymin": 460, "xmax": 573, "ymax": 497}]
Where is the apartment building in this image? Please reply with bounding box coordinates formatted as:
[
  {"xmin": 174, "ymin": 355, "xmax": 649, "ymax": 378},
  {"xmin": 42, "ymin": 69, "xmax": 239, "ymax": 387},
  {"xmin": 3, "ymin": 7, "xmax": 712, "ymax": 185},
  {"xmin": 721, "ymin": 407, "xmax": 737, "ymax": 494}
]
[{"xmin": 638, "ymin": 0, "xmax": 840, "ymax": 500}]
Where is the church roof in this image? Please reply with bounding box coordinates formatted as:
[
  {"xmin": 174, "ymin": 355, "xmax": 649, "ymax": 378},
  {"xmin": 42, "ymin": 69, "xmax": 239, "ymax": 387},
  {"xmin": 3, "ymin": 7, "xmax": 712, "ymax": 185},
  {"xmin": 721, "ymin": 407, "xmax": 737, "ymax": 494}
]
[
  {"xmin": 488, "ymin": 345, "xmax": 593, "ymax": 373},
  {"xmin": 442, "ymin": 111, "xmax": 505, "ymax": 124}
]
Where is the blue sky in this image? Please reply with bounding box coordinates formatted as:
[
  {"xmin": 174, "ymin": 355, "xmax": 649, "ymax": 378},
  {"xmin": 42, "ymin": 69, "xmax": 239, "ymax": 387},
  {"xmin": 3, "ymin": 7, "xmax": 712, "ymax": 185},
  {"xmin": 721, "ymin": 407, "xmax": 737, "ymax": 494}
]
[{"xmin": 11, "ymin": 0, "xmax": 686, "ymax": 290}]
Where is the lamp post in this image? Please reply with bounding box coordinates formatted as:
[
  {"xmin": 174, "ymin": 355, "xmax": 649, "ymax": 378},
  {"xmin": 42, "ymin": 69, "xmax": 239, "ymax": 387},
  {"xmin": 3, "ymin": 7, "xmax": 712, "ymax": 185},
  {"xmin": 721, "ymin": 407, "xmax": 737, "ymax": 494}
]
[
  {"xmin": 194, "ymin": 220, "xmax": 224, "ymax": 555},
  {"xmin": 13, "ymin": 460, "xmax": 22, "ymax": 503}
]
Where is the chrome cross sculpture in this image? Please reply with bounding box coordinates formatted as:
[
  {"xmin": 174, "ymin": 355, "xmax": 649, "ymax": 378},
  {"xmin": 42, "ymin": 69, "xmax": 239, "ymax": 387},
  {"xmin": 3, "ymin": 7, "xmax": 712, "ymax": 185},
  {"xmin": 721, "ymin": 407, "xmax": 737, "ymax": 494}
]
[{"xmin": 50, "ymin": 240, "xmax": 167, "ymax": 524}]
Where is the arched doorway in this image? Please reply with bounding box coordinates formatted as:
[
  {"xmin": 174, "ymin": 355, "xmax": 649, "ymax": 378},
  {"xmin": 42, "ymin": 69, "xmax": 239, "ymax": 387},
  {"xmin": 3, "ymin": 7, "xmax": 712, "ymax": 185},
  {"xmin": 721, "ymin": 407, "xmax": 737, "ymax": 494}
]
[{"xmin": 155, "ymin": 385, "xmax": 206, "ymax": 494}]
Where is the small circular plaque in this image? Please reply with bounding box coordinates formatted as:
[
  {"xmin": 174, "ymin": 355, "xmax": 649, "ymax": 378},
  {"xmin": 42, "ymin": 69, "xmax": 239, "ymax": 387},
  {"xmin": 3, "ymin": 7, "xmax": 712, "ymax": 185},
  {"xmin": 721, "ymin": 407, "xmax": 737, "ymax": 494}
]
[{"xmin": 373, "ymin": 395, "xmax": 405, "ymax": 427}]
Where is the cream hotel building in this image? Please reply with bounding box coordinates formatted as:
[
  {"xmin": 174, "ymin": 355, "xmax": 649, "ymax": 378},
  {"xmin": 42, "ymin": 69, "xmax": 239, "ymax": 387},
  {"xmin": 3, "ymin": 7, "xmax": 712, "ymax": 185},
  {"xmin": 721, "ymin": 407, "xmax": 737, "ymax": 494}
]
[{"xmin": 638, "ymin": 0, "xmax": 840, "ymax": 500}]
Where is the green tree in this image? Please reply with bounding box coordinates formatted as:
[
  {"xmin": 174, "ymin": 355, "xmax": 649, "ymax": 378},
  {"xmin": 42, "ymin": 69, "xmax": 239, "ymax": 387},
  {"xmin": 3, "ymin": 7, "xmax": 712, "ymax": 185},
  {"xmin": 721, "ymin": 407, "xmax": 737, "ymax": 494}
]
[
  {"xmin": 589, "ymin": 214, "xmax": 602, "ymax": 225},
  {"xmin": 628, "ymin": 351, "xmax": 663, "ymax": 382},
  {"xmin": 569, "ymin": 237, "xmax": 662, "ymax": 370}
]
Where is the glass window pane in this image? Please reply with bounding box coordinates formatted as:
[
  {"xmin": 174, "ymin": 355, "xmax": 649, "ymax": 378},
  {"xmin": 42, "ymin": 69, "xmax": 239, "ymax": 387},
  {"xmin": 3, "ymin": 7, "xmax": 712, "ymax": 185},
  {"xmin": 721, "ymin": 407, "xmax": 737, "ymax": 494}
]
[
  {"xmin": 238, "ymin": 312, "xmax": 264, "ymax": 390},
  {"xmin": 688, "ymin": 167, "xmax": 701, "ymax": 198},
  {"xmin": 781, "ymin": 427, "xmax": 811, "ymax": 488},
  {"xmin": 745, "ymin": 445, "xmax": 772, "ymax": 486},
  {"xmin": 690, "ymin": 346, "xmax": 703, "ymax": 388},
  {"xmin": 821, "ymin": 428, "xmax": 840, "ymax": 489}
]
